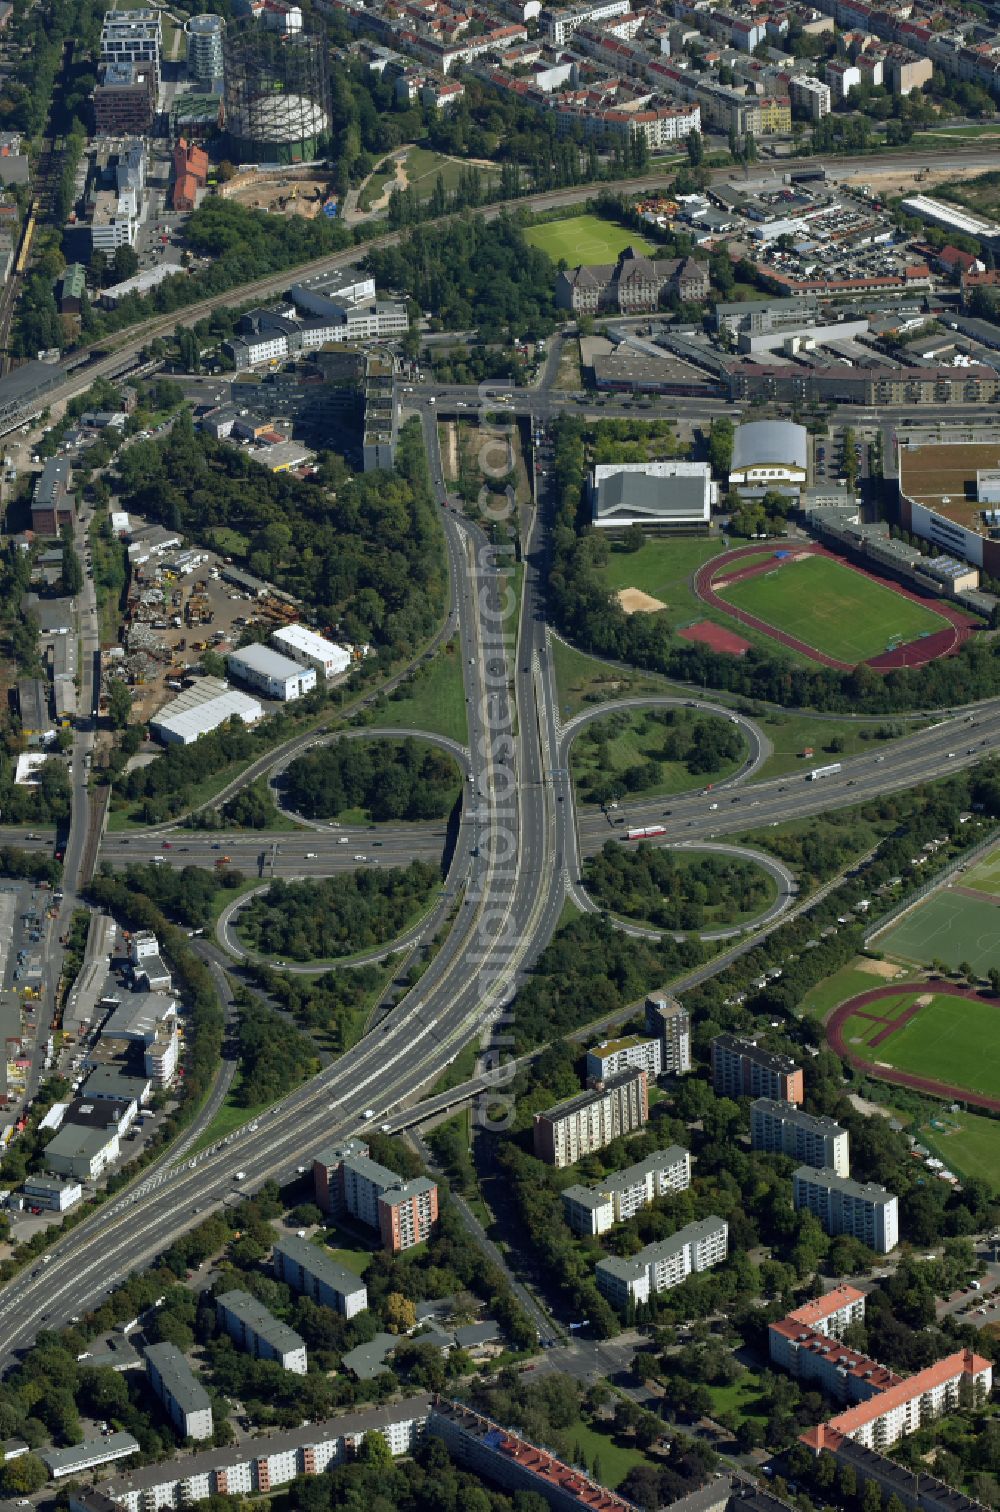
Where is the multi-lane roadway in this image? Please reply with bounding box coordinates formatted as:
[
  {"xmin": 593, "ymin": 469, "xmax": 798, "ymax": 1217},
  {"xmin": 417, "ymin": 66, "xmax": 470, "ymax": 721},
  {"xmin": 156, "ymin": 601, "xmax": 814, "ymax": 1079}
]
[{"xmin": 7, "ymin": 195, "xmax": 1000, "ymax": 1358}]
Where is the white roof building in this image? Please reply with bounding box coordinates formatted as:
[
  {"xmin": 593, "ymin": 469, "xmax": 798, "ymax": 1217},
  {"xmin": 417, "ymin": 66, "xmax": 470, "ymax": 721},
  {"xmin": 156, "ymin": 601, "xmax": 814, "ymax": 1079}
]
[
  {"xmin": 150, "ymin": 676, "xmax": 263, "ymax": 745},
  {"xmin": 271, "ymin": 623, "xmax": 352, "ymax": 680},
  {"xmin": 227, "ymin": 643, "xmax": 317, "ymax": 702}
]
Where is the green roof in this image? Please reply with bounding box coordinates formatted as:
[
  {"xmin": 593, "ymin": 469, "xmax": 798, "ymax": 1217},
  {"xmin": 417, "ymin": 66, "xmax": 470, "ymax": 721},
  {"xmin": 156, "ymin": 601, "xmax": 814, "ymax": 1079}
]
[{"xmin": 60, "ymin": 263, "xmax": 87, "ymax": 299}]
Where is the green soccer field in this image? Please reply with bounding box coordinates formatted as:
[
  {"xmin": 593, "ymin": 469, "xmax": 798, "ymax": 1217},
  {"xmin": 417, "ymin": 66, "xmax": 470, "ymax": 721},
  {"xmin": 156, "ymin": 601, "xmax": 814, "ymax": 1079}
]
[
  {"xmin": 523, "ymin": 214, "xmax": 655, "ymax": 265},
  {"xmin": 879, "ymin": 890, "xmax": 1000, "ymax": 976},
  {"xmin": 857, "ymin": 990, "xmax": 1000, "ymax": 1101},
  {"xmin": 715, "ymin": 555, "xmax": 947, "ymax": 664},
  {"xmin": 921, "ymin": 1109, "xmax": 1000, "ymax": 1191},
  {"xmin": 962, "ymin": 845, "xmax": 1000, "ymax": 900}
]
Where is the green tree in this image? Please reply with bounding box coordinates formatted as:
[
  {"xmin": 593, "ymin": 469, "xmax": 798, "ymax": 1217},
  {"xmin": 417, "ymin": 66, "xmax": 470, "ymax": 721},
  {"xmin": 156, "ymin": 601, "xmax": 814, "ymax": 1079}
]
[
  {"xmin": 107, "ymin": 678, "xmax": 132, "ymax": 731},
  {"xmin": 61, "ymin": 530, "xmax": 83, "ymax": 595},
  {"xmin": 112, "ymin": 243, "xmax": 140, "ymax": 281},
  {"xmin": 359, "ymin": 1430, "xmax": 393, "ymax": 1466},
  {"xmin": 1, "ymin": 1453, "xmax": 47, "ymax": 1495}
]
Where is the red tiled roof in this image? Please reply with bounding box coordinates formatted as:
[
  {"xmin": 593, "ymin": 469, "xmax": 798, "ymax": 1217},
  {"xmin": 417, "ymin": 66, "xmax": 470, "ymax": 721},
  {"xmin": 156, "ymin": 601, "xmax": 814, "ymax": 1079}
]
[
  {"xmin": 819, "ymin": 1350, "xmax": 991, "ymax": 1438},
  {"xmin": 788, "ymin": 1285, "xmax": 865, "ymax": 1328}
]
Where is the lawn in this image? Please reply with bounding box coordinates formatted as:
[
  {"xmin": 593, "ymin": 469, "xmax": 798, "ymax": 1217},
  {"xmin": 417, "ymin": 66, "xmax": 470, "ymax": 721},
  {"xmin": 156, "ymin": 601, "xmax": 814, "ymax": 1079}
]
[
  {"xmin": 524, "ymin": 214, "xmax": 655, "ymax": 265},
  {"xmin": 597, "ymin": 537, "xmax": 727, "ymax": 616},
  {"xmin": 798, "ymin": 959, "xmax": 915, "ymax": 1019},
  {"xmin": 551, "ymin": 637, "xmax": 685, "ymax": 722},
  {"xmin": 920, "ymin": 1109, "xmax": 1000, "ymax": 1191},
  {"xmin": 849, "ymin": 989, "xmax": 1000, "ymax": 1102},
  {"xmin": 359, "ymin": 159, "xmax": 399, "ymax": 212},
  {"xmin": 186, "ymin": 1069, "xmax": 276, "ymax": 1157},
  {"xmin": 404, "ymin": 145, "xmax": 499, "ymax": 202},
  {"xmin": 716, "ymin": 555, "xmax": 947, "ymax": 664},
  {"xmin": 322, "ymin": 1227, "xmax": 376, "ymax": 1277},
  {"xmin": 595, "ymin": 535, "xmax": 800, "ymax": 660},
  {"xmin": 570, "ymin": 705, "xmax": 748, "ymax": 804},
  {"xmin": 705, "ymin": 1369, "xmax": 769, "ymax": 1426},
  {"xmin": 879, "ymin": 889, "xmax": 1000, "ymax": 976},
  {"xmin": 962, "ymin": 844, "xmax": 1000, "ymax": 900},
  {"xmin": 557, "ymin": 1409, "xmax": 652, "ymax": 1489},
  {"xmin": 371, "ymin": 642, "xmax": 468, "ymax": 744},
  {"xmin": 754, "ymin": 711, "xmax": 927, "ymax": 782}
]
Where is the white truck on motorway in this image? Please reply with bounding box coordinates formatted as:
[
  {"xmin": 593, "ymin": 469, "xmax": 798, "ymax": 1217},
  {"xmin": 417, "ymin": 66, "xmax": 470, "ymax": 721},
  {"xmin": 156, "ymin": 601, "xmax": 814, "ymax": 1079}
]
[{"xmin": 807, "ymin": 763, "xmax": 842, "ymax": 781}]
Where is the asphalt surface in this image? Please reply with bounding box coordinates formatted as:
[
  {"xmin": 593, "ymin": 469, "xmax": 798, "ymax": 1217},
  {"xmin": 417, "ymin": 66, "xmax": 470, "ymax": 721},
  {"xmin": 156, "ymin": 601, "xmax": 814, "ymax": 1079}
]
[
  {"xmin": 0, "ymin": 397, "xmax": 561, "ymax": 1364},
  {"xmin": 7, "ymin": 251, "xmax": 1000, "ymax": 1361}
]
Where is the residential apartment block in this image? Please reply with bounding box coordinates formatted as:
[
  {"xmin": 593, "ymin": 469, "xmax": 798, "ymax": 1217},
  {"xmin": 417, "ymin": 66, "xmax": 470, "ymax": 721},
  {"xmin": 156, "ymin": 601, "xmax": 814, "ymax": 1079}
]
[
  {"xmin": 787, "ymin": 1284, "xmax": 867, "ymax": 1339},
  {"xmin": 585, "ymin": 1034, "xmax": 662, "ymax": 1084},
  {"xmin": 800, "ymin": 1350, "xmax": 992, "ymax": 1452},
  {"xmin": 645, "ymin": 994, "xmax": 691, "ymax": 1075},
  {"xmin": 533, "ymin": 1069, "xmax": 648, "ymax": 1167},
  {"xmin": 540, "ymin": 0, "xmax": 630, "ymax": 45},
  {"xmin": 561, "ymin": 1146, "xmax": 691, "ymax": 1236},
  {"xmin": 216, "ymin": 1290, "xmax": 308, "ymax": 1374},
  {"xmin": 272, "ymin": 1234, "xmax": 369, "ymax": 1318},
  {"xmin": 751, "ymin": 1098, "xmax": 850, "ymax": 1176},
  {"xmin": 710, "ymin": 1034, "xmax": 804, "ymax": 1104},
  {"xmin": 596, "ymin": 1215, "xmax": 728, "ymax": 1308},
  {"xmin": 429, "ymin": 1397, "xmax": 635, "ymax": 1510},
  {"xmin": 800, "ymin": 1425, "xmax": 993, "ymax": 1512},
  {"xmin": 769, "ymin": 1319, "xmax": 901, "ymax": 1404},
  {"xmin": 311, "ymin": 1139, "xmax": 439, "ymax": 1253},
  {"xmin": 144, "ymin": 1342, "xmax": 213, "ymax": 1441},
  {"xmin": 793, "ymin": 1166, "xmax": 899, "ymax": 1253},
  {"xmin": 93, "ymin": 1397, "xmax": 432, "ymax": 1512},
  {"xmin": 555, "ymin": 248, "xmax": 710, "ymax": 314}
]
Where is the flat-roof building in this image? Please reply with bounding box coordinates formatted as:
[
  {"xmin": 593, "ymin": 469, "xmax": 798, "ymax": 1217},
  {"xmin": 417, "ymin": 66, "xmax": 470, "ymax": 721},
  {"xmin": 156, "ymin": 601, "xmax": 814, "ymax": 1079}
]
[
  {"xmin": 596, "ymin": 1215, "xmax": 728, "ymax": 1308},
  {"xmin": 97, "ymin": 1397, "xmax": 431, "ymax": 1511},
  {"xmin": 752, "ymin": 1098, "xmax": 850, "ymax": 1176},
  {"xmin": 42, "ymin": 1431, "xmax": 139, "ymax": 1479},
  {"xmin": 561, "ymin": 1145, "xmax": 691, "ymax": 1236},
  {"xmin": 216, "ymin": 1290, "xmax": 307, "ymax": 1373},
  {"xmin": 44, "ymin": 1122, "xmax": 119, "ymax": 1181},
  {"xmin": 585, "ymin": 1034, "xmax": 662, "ymax": 1084},
  {"xmin": 272, "ymin": 1233, "xmax": 368, "ymax": 1317},
  {"xmin": 645, "ymin": 994, "xmax": 691, "ymax": 1075},
  {"xmin": 271, "ymin": 623, "xmax": 352, "ymax": 680},
  {"xmin": 145, "ymin": 1342, "xmax": 213, "ymax": 1440},
  {"xmin": 533, "ymin": 1069, "xmax": 648, "ymax": 1167},
  {"xmin": 312, "ymin": 1139, "xmax": 439, "ymax": 1253},
  {"xmin": 793, "ymin": 1166, "xmax": 898, "ymax": 1253},
  {"xmin": 591, "ymin": 461, "xmax": 717, "ymax": 533},
  {"xmin": 711, "ymin": 1034, "xmax": 804, "ymax": 1104},
  {"xmin": 31, "ymin": 457, "xmax": 73, "ymax": 536},
  {"xmin": 227, "ymin": 643, "xmax": 317, "ymax": 702},
  {"xmin": 23, "ymin": 1173, "xmax": 82, "ymax": 1211},
  {"xmin": 150, "ymin": 676, "xmax": 263, "ymax": 746}
]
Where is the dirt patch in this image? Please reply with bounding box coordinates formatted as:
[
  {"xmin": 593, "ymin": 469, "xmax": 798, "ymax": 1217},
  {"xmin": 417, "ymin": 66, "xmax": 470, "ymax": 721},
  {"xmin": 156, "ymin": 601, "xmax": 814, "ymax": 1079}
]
[
  {"xmin": 617, "ymin": 587, "xmax": 667, "ymax": 614},
  {"xmin": 857, "ymin": 959, "xmax": 905, "ymax": 979}
]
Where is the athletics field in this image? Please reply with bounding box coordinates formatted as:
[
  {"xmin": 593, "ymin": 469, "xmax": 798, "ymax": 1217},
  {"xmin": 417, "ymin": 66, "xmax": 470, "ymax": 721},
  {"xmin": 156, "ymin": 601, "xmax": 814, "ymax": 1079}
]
[
  {"xmin": 828, "ymin": 983, "xmax": 1000, "ymax": 1110},
  {"xmin": 714, "ymin": 553, "xmax": 947, "ymax": 665}
]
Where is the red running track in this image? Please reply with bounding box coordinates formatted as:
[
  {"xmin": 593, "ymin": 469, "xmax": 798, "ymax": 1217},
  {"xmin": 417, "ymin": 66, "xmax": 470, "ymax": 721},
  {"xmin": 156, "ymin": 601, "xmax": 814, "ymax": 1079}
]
[
  {"xmin": 694, "ymin": 543, "xmax": 977, "ymax": 672},
  {"xmin": 827, "ymin": 982, "xmax": 1000, "ymax": 1112}
]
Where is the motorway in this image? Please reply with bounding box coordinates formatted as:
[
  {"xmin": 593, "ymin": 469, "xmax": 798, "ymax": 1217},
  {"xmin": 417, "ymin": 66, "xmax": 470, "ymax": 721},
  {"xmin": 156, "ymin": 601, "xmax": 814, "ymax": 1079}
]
[
  {"xmin": 6, "ymin": 141, "xmax": 1000, "ymax": 1356},
  {"xmin": 0, "ymin": 397, "xmax": 564, "ymax": 1365}
]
